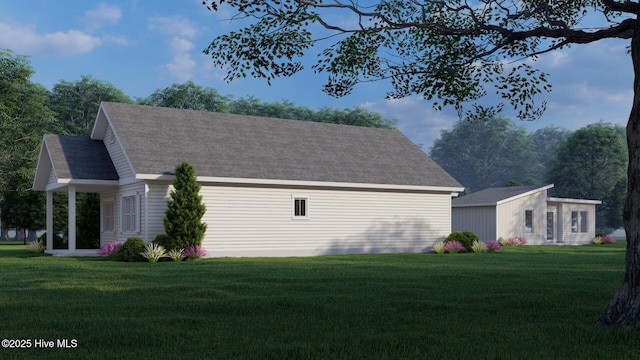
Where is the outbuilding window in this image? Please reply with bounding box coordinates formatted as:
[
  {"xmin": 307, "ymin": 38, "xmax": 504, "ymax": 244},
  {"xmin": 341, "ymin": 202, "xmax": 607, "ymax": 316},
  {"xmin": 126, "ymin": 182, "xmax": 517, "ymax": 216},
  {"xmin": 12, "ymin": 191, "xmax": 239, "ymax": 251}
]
[
  {"xmin": 571, "ymin": 211, "xmax": 588, "ymax": 233},
  {"xmin": 525, "ymin": 210, "xmax": 533, "ymax": 233}
]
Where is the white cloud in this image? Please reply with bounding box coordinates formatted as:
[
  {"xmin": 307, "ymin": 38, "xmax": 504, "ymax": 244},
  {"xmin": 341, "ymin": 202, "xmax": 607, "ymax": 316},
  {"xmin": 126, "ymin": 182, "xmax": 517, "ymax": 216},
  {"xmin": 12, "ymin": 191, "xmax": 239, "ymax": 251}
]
[
  {"xmin": 162, "ymin": 37, "xmax": 197, "ymax": 81},
  {"xmin": 149, "ymin": 16, "xmax": 200, "ymax": 81},
  {"xmin": 168, "ymin": 37, "xmax": 195, "ymax": 54},
  {"xmin": 83, "ymin": 3, "xmax": 122, "ymax": 32},
  {"xmin": 0, "ymin": 22, "xmax": 102, "ymax": 56},
  {"xmin": 361, "ymin": 96, "xmax": 458, "ymax": 151},
  {"xmin": 163, "ymin": 53, "xmax": 197, "ymax": 82},
  {"xmin": 148, "ymin": 16, "xmax": 196, "ymax": 38}
]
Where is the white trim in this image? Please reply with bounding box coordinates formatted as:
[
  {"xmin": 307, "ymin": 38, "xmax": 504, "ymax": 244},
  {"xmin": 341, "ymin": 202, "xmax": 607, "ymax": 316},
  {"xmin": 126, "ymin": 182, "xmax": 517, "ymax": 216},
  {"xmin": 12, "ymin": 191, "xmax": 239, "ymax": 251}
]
[
  {"xmin": 136, "ymin": 173, "xmax": 464, "ymax": 193},
  {"xmin": 547, "ymin": 197, "xmax": 602, "ymax": 205}
]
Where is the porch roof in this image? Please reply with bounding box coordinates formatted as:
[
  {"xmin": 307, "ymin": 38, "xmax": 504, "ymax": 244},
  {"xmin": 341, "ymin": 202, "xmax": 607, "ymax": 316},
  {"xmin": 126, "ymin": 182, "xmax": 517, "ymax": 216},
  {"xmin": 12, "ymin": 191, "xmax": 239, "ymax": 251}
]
[{"xmin": 33, "ymin": 135, "xmax": 119, "ymax": 191}]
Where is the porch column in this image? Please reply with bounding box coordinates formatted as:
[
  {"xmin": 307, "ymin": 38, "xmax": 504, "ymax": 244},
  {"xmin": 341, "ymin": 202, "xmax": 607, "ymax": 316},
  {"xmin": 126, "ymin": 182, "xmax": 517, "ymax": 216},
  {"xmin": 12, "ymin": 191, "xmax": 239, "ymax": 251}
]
[
  {"xmin": 46, "ymin": 191, "xmax": 53, "ymax": 250},
  {"xmin": 68, "ymin": 185, "xmax": 76, "ymax": 251}
]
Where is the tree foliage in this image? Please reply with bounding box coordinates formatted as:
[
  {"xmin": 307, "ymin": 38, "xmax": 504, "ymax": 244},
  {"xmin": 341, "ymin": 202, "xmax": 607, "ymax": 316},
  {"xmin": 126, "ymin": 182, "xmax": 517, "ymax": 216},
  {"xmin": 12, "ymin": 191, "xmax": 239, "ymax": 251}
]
[
  {"xmin": 0, "ymin": 49, "xmax": 55, "ymax": 237},
  {"xmin": 163, "ymin": 162, "xmax": 207, "ymax": 250},
  {"xmin": 49, "ymin": 75, "xmax": 132, "ymax": 136},
  {"xmin": 142, "ymin": 82, "xmax": 397, "ymax": 128},
  {"xmin": 202, "ymin": 0, "xmax": 640, "ymax": 327},
  {"xmin": 137, "ymin": 80, "xmax": 229, "ymax": 112},
  {"xmin": 547, "ymin": 122, "xmax": 627, "ymax": 233},
  {"xmin": 430, "ymin": 117, "xmax": 537, "ymax": 192}
]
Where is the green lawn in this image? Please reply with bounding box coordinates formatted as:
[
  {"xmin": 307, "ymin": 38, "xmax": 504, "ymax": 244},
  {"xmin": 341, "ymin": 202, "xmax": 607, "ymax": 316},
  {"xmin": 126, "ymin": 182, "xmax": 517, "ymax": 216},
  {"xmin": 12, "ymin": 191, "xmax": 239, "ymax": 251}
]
[{"xmin": 1, "ymin": 242, "xmax": 639, "ymax": 359}]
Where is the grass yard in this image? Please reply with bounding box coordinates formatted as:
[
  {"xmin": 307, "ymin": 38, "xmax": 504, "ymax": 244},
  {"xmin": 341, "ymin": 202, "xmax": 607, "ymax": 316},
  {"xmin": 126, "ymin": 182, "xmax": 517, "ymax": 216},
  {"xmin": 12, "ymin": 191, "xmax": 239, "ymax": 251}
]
[{"xmin": 1, "ymin": 242, "xmax": 639, "ymax": 359}]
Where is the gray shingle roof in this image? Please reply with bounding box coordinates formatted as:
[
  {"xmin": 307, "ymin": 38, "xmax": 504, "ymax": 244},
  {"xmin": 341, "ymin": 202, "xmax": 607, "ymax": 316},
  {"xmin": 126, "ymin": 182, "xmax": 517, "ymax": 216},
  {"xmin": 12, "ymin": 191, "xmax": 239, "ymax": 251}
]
[
  {"xmin": 452, "ymin": 185, "xmax": 551, "ymax": 207},
  {"xmin": 101, "ymin": 102, "xmax": 461, "ymax": 188},
  {"xmin": 45, "ymin": 135, "xmax": 118, "ymax": 180}
]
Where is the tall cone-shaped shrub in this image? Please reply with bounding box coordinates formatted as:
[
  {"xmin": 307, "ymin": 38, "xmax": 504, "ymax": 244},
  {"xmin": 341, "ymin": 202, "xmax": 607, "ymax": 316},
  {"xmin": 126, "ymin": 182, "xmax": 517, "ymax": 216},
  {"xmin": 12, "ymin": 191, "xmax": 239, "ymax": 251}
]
[{"xmin": 164, "ymin": 162, "xmax": 207, "ymax": 250}]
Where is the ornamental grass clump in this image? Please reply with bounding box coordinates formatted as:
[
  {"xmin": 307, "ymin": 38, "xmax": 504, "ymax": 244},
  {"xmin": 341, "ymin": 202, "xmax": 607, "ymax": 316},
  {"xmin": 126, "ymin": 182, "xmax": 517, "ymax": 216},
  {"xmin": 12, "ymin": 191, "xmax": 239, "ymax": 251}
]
[
  {"xmin": 183, "ymin": 245, "xmax": 207, "ymax": 260},
  {"xmin": 471, "ymin": 239, "xmax": 488, "ymax": 253},
  {"xmin": 432, "ymin": 241, "xmax": 446, "ymax": 254},
  {"xmin": 442, "ymin": 240, "xmax": 466, "ymax": 254},
  {"xmin": 26, "ymin": 240, "xmax": 46, "ymax": 253},
  {"xmin": 97, "ymin": 241, "xmax": 123, "ymax": 256},
  {"xmin": 167, "ymin": 248, "xmax": 185, "ymax": 261},
  {"xmin": 140, "ymin": 243, "xmax": 167, "ymax": 263},
  {"xmin": 499, "ymin": 237, "xmax": 527, "ymax": 246}
]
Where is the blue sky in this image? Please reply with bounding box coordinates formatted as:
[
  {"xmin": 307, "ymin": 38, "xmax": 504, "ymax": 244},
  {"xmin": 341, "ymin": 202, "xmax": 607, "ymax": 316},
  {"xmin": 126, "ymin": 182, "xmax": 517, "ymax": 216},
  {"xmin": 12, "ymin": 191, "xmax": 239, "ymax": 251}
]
[{"xmin": 0, "ymin": 0, "xmax": 633, "ymax": 150}]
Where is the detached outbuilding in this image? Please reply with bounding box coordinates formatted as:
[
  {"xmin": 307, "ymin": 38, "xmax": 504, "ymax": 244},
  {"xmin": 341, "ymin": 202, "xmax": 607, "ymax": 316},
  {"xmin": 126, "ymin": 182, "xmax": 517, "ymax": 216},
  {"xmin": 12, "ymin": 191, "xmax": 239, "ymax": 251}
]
[
  {"xmin": 452, "ymin": 184, "xmax": 601, "ymax": 245},
  {"xmin": 33, "ymin": 102, "xmax": 463, "ymax": 257}
]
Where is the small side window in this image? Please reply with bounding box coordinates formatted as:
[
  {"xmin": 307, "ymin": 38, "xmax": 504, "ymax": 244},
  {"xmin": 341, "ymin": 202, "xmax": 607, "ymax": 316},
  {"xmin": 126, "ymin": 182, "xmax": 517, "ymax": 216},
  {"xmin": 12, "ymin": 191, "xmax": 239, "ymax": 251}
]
[
  {"xmin": 525, "ymin": 210, "xmax": 533, "ymax": 233},
  {"xmin": 292, "ymin": 196, "xmax": 309, "ymax": 219}
]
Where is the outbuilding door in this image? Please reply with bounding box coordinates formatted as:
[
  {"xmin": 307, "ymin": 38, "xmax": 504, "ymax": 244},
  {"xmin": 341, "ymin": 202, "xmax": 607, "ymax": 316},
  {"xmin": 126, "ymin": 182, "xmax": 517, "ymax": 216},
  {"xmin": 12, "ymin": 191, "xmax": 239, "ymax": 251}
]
[{"xmin": 547, "ymin": 211, "xmax": 555, "ymax": 242}]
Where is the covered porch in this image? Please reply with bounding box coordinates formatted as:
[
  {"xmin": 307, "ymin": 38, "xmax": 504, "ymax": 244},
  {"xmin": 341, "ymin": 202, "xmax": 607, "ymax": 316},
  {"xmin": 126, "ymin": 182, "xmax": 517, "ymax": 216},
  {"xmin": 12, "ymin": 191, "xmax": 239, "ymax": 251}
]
[{"xmin": 33, "ymin": 135, "xmax": 120, "ymax": 256}]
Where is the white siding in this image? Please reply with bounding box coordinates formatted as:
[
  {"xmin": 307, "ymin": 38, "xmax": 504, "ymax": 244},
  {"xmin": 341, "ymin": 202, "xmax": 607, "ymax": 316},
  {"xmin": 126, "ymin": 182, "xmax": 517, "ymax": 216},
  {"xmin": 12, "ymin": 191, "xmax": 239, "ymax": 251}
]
[
  {"xmin": 143, "ymin": 182, "xmax": 454, "ymax": 257},
  {"xmin": 146, "ymin": 183, "xmax": 172, "ymax": 241},
  {"xmin": 452, "ymin": 206, "xmax": 497, "ymax": 241},
  {"xmin": 104, "ymin": 125, "xmax": 134, "ymax": 179},
  {"xmin": 496, "ymin": 190, "xmax": 547, "ymax": 244},
  {"xmin": 48, "ymin": 166, "xmax": 57, "ymax": 184},
  {"xmin": 99, "ymin": 182, "xmax": 146, "ymax": 247},
  {"xmin": 551, "ymin": 201, "xmax": 597, "ymax": 245}
]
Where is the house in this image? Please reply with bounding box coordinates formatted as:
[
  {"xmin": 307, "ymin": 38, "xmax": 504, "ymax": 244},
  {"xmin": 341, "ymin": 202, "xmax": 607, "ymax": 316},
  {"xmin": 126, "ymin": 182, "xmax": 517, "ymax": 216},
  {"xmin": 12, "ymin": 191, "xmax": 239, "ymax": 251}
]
[
  {"xmin": 33, "ymin": 102, "xmax": 464, "ymax": 257},
  {"xmin": 452, "ymin": 184, "xmax": 601, "ymax": 245}
]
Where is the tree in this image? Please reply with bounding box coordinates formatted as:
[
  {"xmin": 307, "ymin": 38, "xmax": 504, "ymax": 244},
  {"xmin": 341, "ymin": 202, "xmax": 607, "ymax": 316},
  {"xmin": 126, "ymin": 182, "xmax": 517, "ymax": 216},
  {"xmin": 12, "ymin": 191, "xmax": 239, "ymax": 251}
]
[
  {"xmin": 163, "ymin": 162, "xmax": 207, "ymax": 250},
  {"xmin": 528, "ymin": 126, "xmax": 572, "ymax": 183},
  {"xmin": 0, "ymin": 49, "xmax": 55, "ymax": 238},
  {"xmin": 547, "ymin": 122, "xmax": 627, "ymax": 233},
  {"xmin": 430, "ymin": 117, "xmax": 538, "ymax": 192},
  {"xmin": 202, "ymin": 0, "xmax": 640, "ymax": 327},
  {"xmin": 49, "ymin": 75, "xmax": 132, "ymax": 136},
  {"xmin": 138, "ymin": 81, "xmax": 229, "ymax": 112}
]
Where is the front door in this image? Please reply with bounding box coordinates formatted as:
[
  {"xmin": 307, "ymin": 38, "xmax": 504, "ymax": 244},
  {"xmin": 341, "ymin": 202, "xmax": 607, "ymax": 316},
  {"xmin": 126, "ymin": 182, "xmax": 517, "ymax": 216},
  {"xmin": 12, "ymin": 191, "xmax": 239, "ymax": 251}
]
[{"xmin": 547, "ymin": 212, "xmax": 555, "ymax": 242}]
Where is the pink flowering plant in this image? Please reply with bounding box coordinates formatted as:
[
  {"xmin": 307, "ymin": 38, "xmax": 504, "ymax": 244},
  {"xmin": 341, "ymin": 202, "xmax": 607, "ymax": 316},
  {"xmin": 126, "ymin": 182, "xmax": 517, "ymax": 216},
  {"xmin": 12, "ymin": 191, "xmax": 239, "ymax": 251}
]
[
  {"xmin": 484, "ymin": 240, "xmax": 502, "ymax": 252},
  {"xmin": 601, "ymin": 235, "xmax": 616, "ymax": 244},
  {"xmin": 97, "ymin": 241, "xmax": 123, "ymax": 256},
  {"xmin": 594, "ymin": 235, "xmax": 616, "ymax": 244},
  {"xmin": 183, "ymin": 245, "xmax": 207, "ymax": 260},
  {"xmin": 442, "ymin": 240, "xmax": 466, "ymax": 253}
]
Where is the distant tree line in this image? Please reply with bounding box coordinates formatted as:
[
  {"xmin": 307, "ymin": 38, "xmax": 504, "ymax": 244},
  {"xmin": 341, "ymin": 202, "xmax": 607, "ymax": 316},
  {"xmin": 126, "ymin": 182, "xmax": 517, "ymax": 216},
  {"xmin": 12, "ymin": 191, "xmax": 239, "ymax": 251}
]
[
  {"xmin": 0, "ymin": 49, "xmax": 396, "ymax": 244},
  {"xmin": 430, "ymin": 118, "xmax": 627, "ymax": 233}
]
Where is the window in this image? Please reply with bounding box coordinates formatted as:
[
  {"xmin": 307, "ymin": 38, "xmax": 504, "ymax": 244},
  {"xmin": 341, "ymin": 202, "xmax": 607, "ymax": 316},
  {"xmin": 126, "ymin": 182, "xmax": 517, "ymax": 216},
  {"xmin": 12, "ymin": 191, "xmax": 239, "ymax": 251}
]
[
  {"xmin": 525, "ymin": 210, "xmax": 533, "ymax": 233},
  {"xmin": 546, "ymin": 212, "xmax": 554, "ymax": 240},
  {"xmin": 102, "ymin": 199, "xmax": 115, "ymax": 232},
  {"xmin": 580, "ymin": 211, "xmax": 588, "ymax": 233},
  {"xmin": 292, "ymin": 196, "xmax": 309, "ymax": 219},
  {"xmin": 571, "ymin": 211, "xmax": 589, "ymax": 233},
  {"xmin": 122, "ymin": 195, "xmax": 138, "ymax": 233}
]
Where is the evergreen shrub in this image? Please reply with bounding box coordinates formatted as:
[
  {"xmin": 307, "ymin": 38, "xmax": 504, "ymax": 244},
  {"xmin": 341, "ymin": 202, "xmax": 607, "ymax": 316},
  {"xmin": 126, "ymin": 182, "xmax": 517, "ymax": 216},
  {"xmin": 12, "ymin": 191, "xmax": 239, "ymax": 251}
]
[
  {"xmin": 117, "ymin": 237, "xmax": 147, "ymax": 262},
  {"xmin": 444, "ymin": 231, "xmax": 479, "ymax": 252},
  {"xmin": 163, "ymin": 162, "xmax": 207, "ymax": 250}
]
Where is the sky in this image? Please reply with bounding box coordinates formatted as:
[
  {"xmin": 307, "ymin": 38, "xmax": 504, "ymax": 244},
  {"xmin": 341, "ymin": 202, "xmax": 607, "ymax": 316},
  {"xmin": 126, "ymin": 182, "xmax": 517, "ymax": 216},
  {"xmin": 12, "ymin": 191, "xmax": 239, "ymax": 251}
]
[{"xmin": 0, "ymin": 0, "xmax": 634, "ymax": 150}]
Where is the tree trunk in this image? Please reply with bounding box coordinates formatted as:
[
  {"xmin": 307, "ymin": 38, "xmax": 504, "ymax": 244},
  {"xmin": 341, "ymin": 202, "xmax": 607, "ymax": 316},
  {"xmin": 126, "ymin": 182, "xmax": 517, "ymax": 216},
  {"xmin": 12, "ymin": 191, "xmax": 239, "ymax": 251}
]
[{"xmin": 595, "ymin": 21, "xmax": 640, "ymax": 328}]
